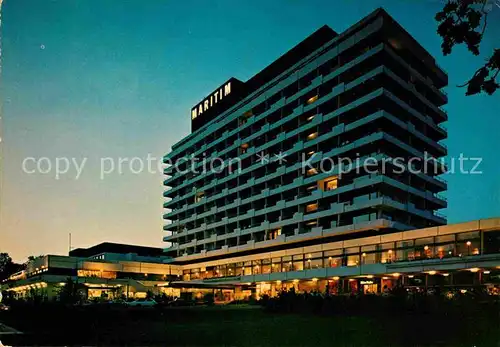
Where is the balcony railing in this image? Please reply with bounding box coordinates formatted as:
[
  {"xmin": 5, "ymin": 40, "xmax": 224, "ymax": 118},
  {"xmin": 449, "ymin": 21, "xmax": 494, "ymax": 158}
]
[
  {"xmin": 434, "ymin": 175, "xmax": 447, "ymax": 184},
  {"xmin": 434, "ymin": 193, "xmax": 447, "ymax": 201},
  {"xmin": 434, "ymin": 211, "xmax": 447, "ymax": 219}
]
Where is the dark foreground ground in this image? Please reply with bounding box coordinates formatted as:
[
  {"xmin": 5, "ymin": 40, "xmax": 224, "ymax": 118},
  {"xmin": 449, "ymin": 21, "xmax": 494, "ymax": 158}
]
[{"xmin": 0, "ymin": 303, "xmax": 498, "ymax": 346}]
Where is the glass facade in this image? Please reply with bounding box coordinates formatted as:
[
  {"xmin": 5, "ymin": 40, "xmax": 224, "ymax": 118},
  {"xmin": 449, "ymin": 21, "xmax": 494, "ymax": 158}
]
[
  {"xmin": 5, "ymin": 223, "xmax": 500, "ymax": 301},
  {"xmin": 181, "ymin": 229, "xmax": 499, "ymax": 281}
]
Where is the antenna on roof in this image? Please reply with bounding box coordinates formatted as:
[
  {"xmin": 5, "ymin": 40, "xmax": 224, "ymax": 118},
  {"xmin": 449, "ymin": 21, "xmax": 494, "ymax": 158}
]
[{"xmin": 69, "ymin": 233, "xmax": 73, "ymax": 254}]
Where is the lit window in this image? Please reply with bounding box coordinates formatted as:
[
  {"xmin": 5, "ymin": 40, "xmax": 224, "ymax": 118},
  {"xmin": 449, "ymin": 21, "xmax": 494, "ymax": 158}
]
[
  {"xmin": 307, "ymin": 168, "xmax": 318, "ymax": 176},
  {"xmin": 306, "ymin": 203, "xmax": 318, "ymax": 213},
  {"xmin": 239, "ymin": 111, "xmax": 252, "ymax": 125},
  {"xmin": 268, "ymin": 228, "xmax": 281, "ymax": 240},
  {"xmin": 317, "ymin": 176, "xmax": 338, "ymax": 191},
  {"xmin": 307, "ymin": 115, "xmax": 315, "ymax": 121},
  {"xmin": 325, "ymin": 178, "xmax": 338, "ymax": 191},
  {"xmin": 307, "ymin": 132, "xmax": 318, "ymax": 141},
  {"xmin": 306, "ymin": 95, "xmax": 318, "ymax": 105},
  {"xmin": 195, "ymin": 191, "xmax": 205, "ymax": 203},
  {"xmin": 241, "ymin": 143, "xmax": 249, "ymax": 153}
]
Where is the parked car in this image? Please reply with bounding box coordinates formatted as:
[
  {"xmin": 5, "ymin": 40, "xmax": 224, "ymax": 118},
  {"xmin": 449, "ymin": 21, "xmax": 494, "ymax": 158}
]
[
  {"xmin": 126, "ymin": 299, "xmax": 157, "ymax": 307},
  {"xmin": 107, "ymin": 299, "xmax": 127, "ymax": 306},
  {"xmin": 0, "ymin": 303, "xmax": 10, "ymax": 311}
]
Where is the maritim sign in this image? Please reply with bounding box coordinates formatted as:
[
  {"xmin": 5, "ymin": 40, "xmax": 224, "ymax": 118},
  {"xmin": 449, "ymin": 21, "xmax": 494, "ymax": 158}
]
[
  {"xmin": 190, "ymin": 78, "xmax": 245, "ymax": 132},
  {"xmin": 191, "ymin": 81, "xmax": 232, "ymax": 120}
]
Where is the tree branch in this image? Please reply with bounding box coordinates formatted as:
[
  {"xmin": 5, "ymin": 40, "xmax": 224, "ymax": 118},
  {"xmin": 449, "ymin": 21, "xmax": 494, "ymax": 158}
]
[
  {"xmin": 457, "ymin": 65, "xmax": 484, "ymax": 87},
  {"xmin": 480, "ymin": 1, "xmax": 489, "ymax": 37},
  {"xmin": 493, "ymin": 68, "xmax": 500, "ymax": 80}
]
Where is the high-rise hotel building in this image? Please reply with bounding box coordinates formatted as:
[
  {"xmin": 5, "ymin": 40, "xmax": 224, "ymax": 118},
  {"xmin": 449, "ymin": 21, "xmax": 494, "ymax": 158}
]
[
  {"xmin": 3, "ymin": 9, "xmax": 500, "ymax": 301},
  {"xmin": 162, "ymin": 8, "xmax": 456, "ymax": 293},
  {"xmin": 164, "ymin": 8, "xmax": 447, "ymax": 257}
]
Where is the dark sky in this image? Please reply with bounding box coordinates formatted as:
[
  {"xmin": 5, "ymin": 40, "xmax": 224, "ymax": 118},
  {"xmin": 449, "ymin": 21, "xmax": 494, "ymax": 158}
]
[{"xmin": 1, "ymin": 0, "xmax": 499, "ymax": 262}]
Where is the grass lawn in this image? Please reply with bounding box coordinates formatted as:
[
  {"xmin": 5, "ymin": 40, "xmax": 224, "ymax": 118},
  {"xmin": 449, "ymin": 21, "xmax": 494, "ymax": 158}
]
[{"xmin": 0, "ymin": 304, "xmax": 497, "ymax": 346}]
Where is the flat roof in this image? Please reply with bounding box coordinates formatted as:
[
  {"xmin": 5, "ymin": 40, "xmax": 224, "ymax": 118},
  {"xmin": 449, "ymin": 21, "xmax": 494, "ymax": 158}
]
[
  {"xmin": 69, "ymin": 242, "xmax": 164, "ymax": 258},
  {"xmin": 184, "ymin": 24, "xmax": 338, "ymax": 136}
]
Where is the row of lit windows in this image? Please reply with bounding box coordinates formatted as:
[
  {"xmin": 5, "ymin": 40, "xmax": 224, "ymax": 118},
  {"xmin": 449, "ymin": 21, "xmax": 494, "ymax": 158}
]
[
  {"xmin": 169, "ymin": 191, "xmax": 431, "ymax": 240},
  {"xmin": 166, "ymin": 131, "xmax": 443, "ymax": 216},
  {"xmin": 166, "ymin": 154, "xmax": 443, "ymax": 226},
  {"xmin": 170, "ymin": 38, "xmax": 444, "ymax": 167},
  {"xmin": 167, "ymin": 61, "xmax": 444, "ymax": 199},
  {"xmin": 180, "ymin": 230, "xmax": 493, "ymax": 281}
]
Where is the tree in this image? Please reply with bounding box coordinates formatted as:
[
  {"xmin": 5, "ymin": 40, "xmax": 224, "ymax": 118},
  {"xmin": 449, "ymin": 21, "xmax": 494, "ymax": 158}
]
[
  {"xmin": 24, "ymin": 255, "xmax": 44, "ymax": 267},
  {"xmin": 0, "ymin": 253, "xmax": 25, "ymax": 281},
  {"xmin": 57, "ymin": 277, "xmax": 86, "ymax": 304},
  {"xmin": 0, "ymin": 253, "xmax": 13, "ymax": 274},
  {"xmin": 435, "ymin": 0, "xmax": 499, "ymax": 96}
]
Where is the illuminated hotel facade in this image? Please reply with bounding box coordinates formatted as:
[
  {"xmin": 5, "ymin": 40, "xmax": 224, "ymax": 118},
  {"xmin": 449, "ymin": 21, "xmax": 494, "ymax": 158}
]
[
  {"xmin": 3, "ymin": 9, "xmax": 500, "ymax": 300},
  {"xmin": 164, "ymin": 9, "xmax": 449, "ymax": 260},
  {"xmin": 3, "ymin": 218, "xmax": 500, "ymax": 300},
  {"xmin": 161, "ymin": 8, "xmax": 497, "ymax": 296}
]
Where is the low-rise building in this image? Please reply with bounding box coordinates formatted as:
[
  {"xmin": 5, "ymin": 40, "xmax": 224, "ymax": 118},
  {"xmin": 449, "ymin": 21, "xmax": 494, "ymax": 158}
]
[
  {"xmin": 3, "ymin": 218, "xmax": 500, "ymax": 301},
  {"xmin": 1, "ymin": 243, "xmax": 182, "ymax": 300}
]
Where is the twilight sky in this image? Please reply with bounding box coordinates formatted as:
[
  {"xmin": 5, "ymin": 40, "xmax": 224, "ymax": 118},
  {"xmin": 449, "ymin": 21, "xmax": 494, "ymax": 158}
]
[{"xmin": 1, "ymin": 0, "xmax": 499, "ymax": 262}]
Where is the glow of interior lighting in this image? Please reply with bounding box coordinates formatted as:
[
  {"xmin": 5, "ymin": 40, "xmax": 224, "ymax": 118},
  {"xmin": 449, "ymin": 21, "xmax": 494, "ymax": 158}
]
[{"xmin": 307, "ymin": 133, "xmax": 318, "ymax": 140}]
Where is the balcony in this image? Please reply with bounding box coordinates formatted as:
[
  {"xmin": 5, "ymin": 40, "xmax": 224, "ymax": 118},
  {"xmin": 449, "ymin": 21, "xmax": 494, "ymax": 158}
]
[{"xmin": 434, "ymin": 211, "xmax": 447, "ymax": 219}]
